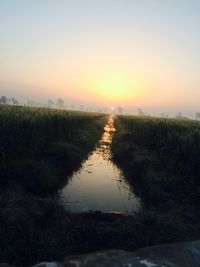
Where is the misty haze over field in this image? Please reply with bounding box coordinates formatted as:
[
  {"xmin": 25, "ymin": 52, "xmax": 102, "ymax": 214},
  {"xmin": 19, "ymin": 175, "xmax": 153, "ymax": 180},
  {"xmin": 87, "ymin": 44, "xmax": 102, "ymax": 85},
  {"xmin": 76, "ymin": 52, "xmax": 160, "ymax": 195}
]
[{"xmin": 1, "ymin": 0, "xmax": 200, "ymax": 118}]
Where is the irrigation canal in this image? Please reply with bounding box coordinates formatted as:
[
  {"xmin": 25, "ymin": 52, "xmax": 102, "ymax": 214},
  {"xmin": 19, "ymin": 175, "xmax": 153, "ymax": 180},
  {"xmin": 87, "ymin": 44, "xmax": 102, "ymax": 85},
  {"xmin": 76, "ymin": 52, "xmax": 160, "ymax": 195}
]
[{"xmin": 60, "ymin": 116, "xmax": 140, "ymax": 214}]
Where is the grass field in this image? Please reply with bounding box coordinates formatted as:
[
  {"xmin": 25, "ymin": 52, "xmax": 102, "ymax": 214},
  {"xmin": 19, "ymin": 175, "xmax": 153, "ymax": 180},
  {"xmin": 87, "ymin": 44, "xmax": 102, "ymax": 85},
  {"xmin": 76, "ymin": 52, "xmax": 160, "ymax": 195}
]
[
  {"xmin": 112, "ymin": 115, "xmax": 200, "ymax": 204},
  {"xmin": 0, "ymin": 105, "xmax": 106, "ymax": 165},
  {"xmin": 113, "ymin": 116, "xmax": 200, "ymax": 177},
  {"xmin": 0, "ymin": 105, "xmax": 110, "ymax": 265},
  {"xmin": 0, "ymin": 105, "xmax": 107, "ymax": 194},
  {"xmin": 112, "ymin": 115, "xmax": 200, "ymax": 246}
]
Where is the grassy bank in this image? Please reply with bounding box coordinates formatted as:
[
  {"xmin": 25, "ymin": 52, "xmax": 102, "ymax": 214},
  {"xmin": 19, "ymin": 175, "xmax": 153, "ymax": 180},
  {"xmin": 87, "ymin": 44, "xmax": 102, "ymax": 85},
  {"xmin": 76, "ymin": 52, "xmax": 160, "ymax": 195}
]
[
  {"xmin": 0, "ymin": 105, "xmax": 113, "ymax": 266},
  {"xmin": 112, "ymin": 115, "xmax": 200, "ymax": 246},
  {"xmin": 0, "ymin": 105, "xmax": 107, "ymax": 194}
]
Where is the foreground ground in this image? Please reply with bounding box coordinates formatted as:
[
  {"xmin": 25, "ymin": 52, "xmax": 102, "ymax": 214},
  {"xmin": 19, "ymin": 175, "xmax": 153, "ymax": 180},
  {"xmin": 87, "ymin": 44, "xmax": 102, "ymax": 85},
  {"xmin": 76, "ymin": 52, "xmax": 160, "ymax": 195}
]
[{"xmin": 34, "ymin": 240, "xmax": 200, "ymax": 267}]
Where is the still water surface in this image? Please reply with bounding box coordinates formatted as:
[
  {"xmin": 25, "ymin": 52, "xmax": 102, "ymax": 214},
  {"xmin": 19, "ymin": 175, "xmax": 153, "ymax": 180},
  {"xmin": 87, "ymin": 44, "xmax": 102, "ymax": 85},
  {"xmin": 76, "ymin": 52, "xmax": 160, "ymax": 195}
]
[{"xmin": 60, "ymin": 116, "xmax": 140, "ymax": 214}]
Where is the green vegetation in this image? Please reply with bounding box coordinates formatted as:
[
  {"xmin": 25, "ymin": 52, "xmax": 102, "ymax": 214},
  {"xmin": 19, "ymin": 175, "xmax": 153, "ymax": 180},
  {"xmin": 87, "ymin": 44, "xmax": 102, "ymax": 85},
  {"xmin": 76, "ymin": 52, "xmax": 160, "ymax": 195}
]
[
  {"xmin": 0, "ymin": 105, "xmax": 106, "ymax": 164},
  {"xmin": 0, "ymin": 105, "xmax": 107, "ymax": 193},
  {"xmin": 112, "ymin": 115, "xmax": 200, "ymax": 246},
  {"xmin": 0, "ymin": 105, "xmax": 112, "ymax": 266},
  {"xmin": 2, "ymin": 109, "xmax": 200, "ymax": 266},
  {"xmin": 113, "ymin": 116, "xmax": 200, "ymax": 178}
]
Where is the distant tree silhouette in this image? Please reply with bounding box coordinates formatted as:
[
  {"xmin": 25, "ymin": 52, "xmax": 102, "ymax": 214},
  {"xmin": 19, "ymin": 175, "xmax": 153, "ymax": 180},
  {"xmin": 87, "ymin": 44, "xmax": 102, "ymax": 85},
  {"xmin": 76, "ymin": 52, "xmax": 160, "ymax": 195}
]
[
  {"xmin": 48, "ymin": 99, "xmax": 54, "ymax": 108},
  {"xmin": 56, "ymin": 98, "xmax": 64, "ymax": 108},
  {"xmin": 117, "ymin": 106, "xmax": 123, "ymax": 114},
  {"xmin": 0, "ymin": 96, "xmax": 9, "ymax": 104},
  {"xmin": 11, "ymin": 98, "xmax": 19, "ymax": 105}
]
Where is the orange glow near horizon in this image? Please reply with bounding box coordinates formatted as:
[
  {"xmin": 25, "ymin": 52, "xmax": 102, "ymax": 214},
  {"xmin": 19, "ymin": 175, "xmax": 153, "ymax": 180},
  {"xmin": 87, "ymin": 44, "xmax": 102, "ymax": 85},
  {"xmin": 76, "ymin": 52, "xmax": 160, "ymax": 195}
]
[{"xmin": 1, "ymin": 0, "xmax": 200, "ymax": 116}]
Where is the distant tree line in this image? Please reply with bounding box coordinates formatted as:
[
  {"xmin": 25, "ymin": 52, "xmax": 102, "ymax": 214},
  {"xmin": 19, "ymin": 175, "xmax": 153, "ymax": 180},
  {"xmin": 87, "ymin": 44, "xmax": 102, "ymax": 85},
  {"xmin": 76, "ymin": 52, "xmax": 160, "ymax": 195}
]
[
  {"xmin": 0, "ymin": 96, "xmax": 19, "ymax": 105},
  {"xmin": 137, "ymin": 108, "xmax": 200, "ymax": 121},
  {"xmin": 2, "ymin": 95, "xmax": 200, "ymax": 120},
  {"xmin": 47, "ymin": 98, "xmax": 65, "ymax": 109}
]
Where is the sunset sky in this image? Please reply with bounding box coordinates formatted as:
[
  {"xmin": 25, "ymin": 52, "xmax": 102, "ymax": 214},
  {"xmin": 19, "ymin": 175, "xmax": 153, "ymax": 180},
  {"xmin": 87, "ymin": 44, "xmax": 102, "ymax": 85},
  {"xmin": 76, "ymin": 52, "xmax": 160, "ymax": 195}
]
[{"xmin": 0, "ymin": 0, "xmax": 200, "ymax": 116}]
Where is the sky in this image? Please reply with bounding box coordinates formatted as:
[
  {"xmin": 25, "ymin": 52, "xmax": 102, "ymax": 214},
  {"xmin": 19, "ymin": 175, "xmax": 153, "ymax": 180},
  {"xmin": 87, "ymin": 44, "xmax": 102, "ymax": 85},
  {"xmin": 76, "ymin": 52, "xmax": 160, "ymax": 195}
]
[{"xmin": 0, "ymin": 0, "xmax": 200, "ymax": 116}]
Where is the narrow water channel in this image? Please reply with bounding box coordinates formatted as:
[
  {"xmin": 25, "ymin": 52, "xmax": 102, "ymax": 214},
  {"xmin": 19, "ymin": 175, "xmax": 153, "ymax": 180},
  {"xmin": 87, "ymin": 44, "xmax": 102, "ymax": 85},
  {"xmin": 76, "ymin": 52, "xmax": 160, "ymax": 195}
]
[{"xmin": 60, "ymin": 116, "xmax": 141, "ymax": 214}]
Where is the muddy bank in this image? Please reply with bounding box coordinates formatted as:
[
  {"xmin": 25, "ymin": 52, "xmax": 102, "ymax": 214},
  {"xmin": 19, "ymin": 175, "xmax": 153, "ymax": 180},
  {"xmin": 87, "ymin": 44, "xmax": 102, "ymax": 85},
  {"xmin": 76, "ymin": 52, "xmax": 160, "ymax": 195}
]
[{"xmin": 33, "ymin": 240, "xmax": 200, "ymax": 267}]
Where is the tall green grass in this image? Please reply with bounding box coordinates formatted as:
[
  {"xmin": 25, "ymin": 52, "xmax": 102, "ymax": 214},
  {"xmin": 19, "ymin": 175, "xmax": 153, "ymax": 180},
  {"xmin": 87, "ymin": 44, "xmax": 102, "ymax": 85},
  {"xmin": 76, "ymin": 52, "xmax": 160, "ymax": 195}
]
[
  {"xmin": 112, "ymin": 115, "xmax": 200, "ymax": 212},
  {"xmin": 114, "ymin": 116, "xmax": 200, "ymax": 177},
  {"xmin": 0, "ymin": 105, "xmax": 106, "ymax": 165},
  {"xmin": 0, "ymin": 105, "xmax": 107, "ymax": 193},
  {"xmin": 111, "ymin": 115, "xmax": 200, "ymax": 251}
]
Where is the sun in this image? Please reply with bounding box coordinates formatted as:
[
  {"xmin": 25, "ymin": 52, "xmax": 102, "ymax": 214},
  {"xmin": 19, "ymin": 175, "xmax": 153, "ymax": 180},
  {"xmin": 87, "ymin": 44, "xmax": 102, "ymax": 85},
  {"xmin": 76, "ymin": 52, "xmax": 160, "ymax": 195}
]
[
  {"xmin": 96, "ymin": 73, "xmax": 133, "ymax": 102},
  {"xmin": 84, "ymin": 70, "xmax": 143, "ymax": 104}
]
